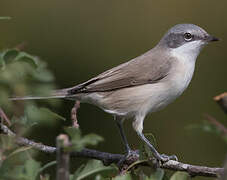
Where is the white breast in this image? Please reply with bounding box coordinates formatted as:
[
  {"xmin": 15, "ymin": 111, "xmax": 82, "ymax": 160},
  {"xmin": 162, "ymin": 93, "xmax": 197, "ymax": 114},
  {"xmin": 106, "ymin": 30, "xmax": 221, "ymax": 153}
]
[
  {"xmin": 142, "ymin": 46, "xmax": 198, "ymax": 115},
  {"xmin": 169, "ymin": 40, "xmax": 201, "ymax": 96}
]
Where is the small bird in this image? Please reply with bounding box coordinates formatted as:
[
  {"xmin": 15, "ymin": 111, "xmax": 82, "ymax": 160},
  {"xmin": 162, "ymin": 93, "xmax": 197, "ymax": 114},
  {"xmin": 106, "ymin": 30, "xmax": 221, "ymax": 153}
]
[{"xmin": 11, "ymin": 24, "xmax": 219, "ymax": 163}]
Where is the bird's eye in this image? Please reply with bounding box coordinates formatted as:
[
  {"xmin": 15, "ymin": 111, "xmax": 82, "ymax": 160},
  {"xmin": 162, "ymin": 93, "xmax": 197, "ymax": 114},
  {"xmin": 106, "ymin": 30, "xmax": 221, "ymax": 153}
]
[{"xmin": 184, "ymin": 33, "xmax": 192, "ymax": 41}]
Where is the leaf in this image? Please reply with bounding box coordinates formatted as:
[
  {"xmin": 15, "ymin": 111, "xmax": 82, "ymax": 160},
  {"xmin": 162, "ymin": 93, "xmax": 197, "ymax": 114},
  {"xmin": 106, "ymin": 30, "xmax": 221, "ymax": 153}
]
[
  {"xmin": 40, "ymin": 108, "xmax": 66, "ymax": 121},
  {"xmin": 2, "ymin": 49, "xmax": 19, "ymax": 64},
  {"xmin": 0, "ymin": 135, "xmax": 15, "ymax": 150},
  {"xmin": 37, "ymin": 161, "xmax": 57, "ymax": 175},
  {"xmin": 0, "ymin": 55, "xmax": 5, "ymax": 69},
  {"xmin": 0, "ymin": 17, "xmax": 11, "ymax": 20},
  {"xmin": 25, "ymin": 159, "xmax": 41, "ymax": 178},
  {"xmin": 149, "ymin": 168, "xmax": 165, "ymax": 180},
  {"xmin": 19, "ymin": 159, "xmax": 41, "ymax": 180},
  {"xmin": 65, "ymin": 127, "xmax": 81, "ymax": 140},
  {"xmin": 170, "ymin": 171, "xmax": 189, "ymax": 180},
  {"xmin": 125, "ymin": 159, "xmax": 148, "ymax": 172},
  {"xmin": 14, "ymin": 51, "xmax": 38, "ymax": 68},
  {"xmin": 72, "ymin": 160, "xmax": 117, "ymax": 180},
  {"xmin": 7, "ymin": 146, "xmax": 33, "ymax": 159},
  {"xmin": 112, "ymin": 173, "xmax": 132, "ymax": 180},
  {"xmin": 187, "ymin": 120, "xmax": 227, "ymax": 143},
  {"xmin": 95, "ymin": 174, "xmax": 106, "ymax": 180},
  {"xmin": 80, "ymin": 133, "xmax": 104, "ymax": 146},
  {"xmin": 24, "ymin": 105, "xmax": 65, "ymax": 126},
  {"xmin": 65, "ymin": 127, "xmax": 104, "ymax": 151}
]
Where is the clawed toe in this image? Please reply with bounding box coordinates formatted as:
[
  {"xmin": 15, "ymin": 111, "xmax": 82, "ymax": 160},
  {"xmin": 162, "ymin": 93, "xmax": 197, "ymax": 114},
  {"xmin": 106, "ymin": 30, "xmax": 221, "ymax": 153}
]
[
  {"xmin": 117, "ymin": 150, "xmax": 139, "ymax": 168},
  {"xmin": 159, "ymin": 154, "xmax": 178, "ymax": 162}
]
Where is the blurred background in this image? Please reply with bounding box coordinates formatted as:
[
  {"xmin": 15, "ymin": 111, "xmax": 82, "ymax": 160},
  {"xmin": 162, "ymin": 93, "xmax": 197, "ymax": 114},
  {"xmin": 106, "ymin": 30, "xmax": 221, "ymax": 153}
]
[{"xmin": 0, "ymin": 0, "xmax": 226, "ymax": 179}]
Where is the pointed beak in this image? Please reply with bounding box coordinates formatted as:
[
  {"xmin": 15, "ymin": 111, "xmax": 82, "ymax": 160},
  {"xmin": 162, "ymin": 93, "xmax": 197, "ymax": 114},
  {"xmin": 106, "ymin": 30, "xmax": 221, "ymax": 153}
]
[{"xmin": 205, "ymin": 35, "xmax": 219, "ymax": 42}]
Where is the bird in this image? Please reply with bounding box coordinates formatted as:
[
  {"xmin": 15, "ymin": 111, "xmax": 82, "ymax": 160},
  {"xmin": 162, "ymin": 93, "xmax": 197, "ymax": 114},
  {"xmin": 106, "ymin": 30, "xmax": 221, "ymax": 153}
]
[{"xmin": 11, "ymin": 24, "xmax": 219, "ymax": 163}]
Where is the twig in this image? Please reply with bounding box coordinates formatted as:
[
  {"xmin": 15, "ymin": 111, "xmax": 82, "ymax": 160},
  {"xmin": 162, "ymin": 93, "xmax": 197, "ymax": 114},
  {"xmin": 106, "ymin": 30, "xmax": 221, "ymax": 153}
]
[
  {"xmin": 0, "ymin": 123, "xmax": 224, "ymax": 178},
  {"xmin": 56, "ymin": 134, "xmax": 70, "ymax": 180},
  {"xmin": 14, "ymin": 42, "xmax": 27, "ymax": 51},
  {"xmin": 214, "ymin": 92, "xmax": 227, "ymax": 114},
  {"xmin": 0, "ymin": 107, "xmax": 11, "ymax": 126},
  {"xmin": 71, "ymin": 101, "xmax": 80, "ymax": 128},
  {"xmin": 204, "ymin": 114, "xmax": 227, "ymax": 135},
  {"xmin": 220, "ymin": 155, "xmax": 227, "ymax": 180}
]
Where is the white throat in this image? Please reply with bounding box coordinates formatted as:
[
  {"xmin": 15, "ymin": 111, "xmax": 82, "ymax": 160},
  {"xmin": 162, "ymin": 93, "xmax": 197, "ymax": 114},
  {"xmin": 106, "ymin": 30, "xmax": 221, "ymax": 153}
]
[{"xmin": 170, "ymin": 40, "xmax": 204, "ymax": 62}]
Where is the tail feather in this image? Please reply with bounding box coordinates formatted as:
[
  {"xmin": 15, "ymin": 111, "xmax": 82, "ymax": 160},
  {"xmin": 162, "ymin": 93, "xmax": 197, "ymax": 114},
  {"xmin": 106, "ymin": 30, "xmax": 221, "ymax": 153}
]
[{"xmin": 9, "ymin": 88, "xmax": 71, "ymax": 101}]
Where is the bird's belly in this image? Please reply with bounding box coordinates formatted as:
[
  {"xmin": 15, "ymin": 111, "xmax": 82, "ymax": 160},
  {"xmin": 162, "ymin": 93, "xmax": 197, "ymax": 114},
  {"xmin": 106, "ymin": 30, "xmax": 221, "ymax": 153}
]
[
  {"xmin": 83, "ymin": 62, "xmax": 194, "ymax": 117},
  {"xmin": 145, "ymin": 62, "xmax": 195, "ymax": 113},
  {"xmin": 89, "ymin": 82, "xmax": 188, "ymax": 117}
]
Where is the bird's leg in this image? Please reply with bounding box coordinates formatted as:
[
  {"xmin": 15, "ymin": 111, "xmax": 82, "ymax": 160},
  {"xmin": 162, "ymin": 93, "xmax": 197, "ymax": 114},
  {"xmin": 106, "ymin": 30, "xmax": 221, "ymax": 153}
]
[
  {"xmin": 137, "ymin": 131, "xmax": 178, "ymax": 162},
  {"xmin": 115, "ymin": 117, "xmax": 138, "ymax": 166},
  {"xmin": 115, "ymin": 118, "xmax": 131, "ymax": 153}
]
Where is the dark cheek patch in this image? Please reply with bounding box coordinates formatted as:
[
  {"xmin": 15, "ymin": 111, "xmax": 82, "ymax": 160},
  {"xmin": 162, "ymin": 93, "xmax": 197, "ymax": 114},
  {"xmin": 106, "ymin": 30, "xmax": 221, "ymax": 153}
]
[{"xmin": 166, "ymin": 33, "xmax": 185, "ymax": 48}]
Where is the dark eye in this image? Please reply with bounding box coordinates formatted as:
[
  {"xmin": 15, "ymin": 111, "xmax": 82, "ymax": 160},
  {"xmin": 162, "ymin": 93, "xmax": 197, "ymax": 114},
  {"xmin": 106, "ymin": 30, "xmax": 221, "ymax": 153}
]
[{"xmin": 184, "ymin": 33, "xmax": 192, "ymax": 41}]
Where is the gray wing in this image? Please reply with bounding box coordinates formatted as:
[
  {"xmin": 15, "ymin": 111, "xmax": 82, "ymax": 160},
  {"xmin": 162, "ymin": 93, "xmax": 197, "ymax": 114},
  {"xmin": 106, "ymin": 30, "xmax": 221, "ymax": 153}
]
[{"xmin": 68, "ymin": 54, "xmax": 171, "ymax": 94}]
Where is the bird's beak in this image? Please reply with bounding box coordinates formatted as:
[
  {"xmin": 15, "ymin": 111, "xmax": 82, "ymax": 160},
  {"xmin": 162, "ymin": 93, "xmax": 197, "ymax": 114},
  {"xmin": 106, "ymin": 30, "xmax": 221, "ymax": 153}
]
[{"xmin": 205, "ymin": 35, "xmax": 219, "ymax": 42}]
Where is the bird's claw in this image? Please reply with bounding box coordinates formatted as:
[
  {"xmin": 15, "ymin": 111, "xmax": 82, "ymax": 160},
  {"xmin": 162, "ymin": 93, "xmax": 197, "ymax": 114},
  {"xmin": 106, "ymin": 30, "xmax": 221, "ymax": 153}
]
[
  {"xmin": 150, "ymin": 153, "xmax": 178, "ymax": 168},
  {"xmin": 117, "ymin": 150, "xmax": 139, "ymax": 168},
  {"xmin": 159, "ymin": 154, "xmax": 178, "ymax": 162}
]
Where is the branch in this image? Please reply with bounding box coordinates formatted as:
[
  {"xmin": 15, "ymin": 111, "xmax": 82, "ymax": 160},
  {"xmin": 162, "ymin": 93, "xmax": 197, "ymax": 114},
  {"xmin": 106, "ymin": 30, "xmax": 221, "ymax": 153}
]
[
  {"xmin": 71, "ymin": 100, "xmax": 80, "ymax": 128},
  {"xmin": 214, "ymin": 92, "xmax": 227, "ymax": 114},
  {"xmin": 56, "ymin": 134, "xmax": 70, "ymax": 180},
  {"xmin": 0, "ymin": 123, "xmax": 224, "ymax": 178},
  {"xmin": 204, "ymin": 114, "xmax": 227, "ymax": 135},
  {"xmin": 0, "ymin": 107, "xmax": 11, "ymax": 126}
]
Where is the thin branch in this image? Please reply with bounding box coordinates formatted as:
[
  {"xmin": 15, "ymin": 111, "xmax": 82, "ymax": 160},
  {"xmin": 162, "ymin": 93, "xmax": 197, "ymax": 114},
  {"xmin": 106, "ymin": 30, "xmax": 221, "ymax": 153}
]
[
  {"xmin": 220, "ymin": 155, "xmax": 227, "ymax": 180},
  {"xmin": 0, "ymin": 123, "xmax": 224, "ymax": 178},
  {"xmin": 214, "ymin": 92, "xmax": 227, "ymax": 114},
  {"xmin": 71, "ymin": 101, "xmax": 80, "ymax": 128},
  {"xmin": 56, "ymin": 134, "xmax": 70, "ymax": 180},
  {"xmin": 0, "ymin": 107, "xmax": 11, "ymax": 126},
  {"xmin": 204, "ymin": 113, "xmax": 227, "ymax": 135}
]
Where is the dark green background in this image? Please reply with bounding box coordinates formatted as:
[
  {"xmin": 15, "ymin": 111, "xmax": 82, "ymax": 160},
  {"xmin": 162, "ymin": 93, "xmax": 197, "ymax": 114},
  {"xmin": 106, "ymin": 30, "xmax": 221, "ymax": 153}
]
[{"xmin": 0, "ymin": 1, "xmax": 226, "ymax": 179}]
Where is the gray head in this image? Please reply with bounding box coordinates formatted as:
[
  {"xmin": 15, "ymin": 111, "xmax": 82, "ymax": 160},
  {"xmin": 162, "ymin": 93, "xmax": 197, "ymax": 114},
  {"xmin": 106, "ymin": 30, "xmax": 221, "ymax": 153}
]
[{"xmin": 158, "ymin": 24, "xmax": 218, "ymax": 49}]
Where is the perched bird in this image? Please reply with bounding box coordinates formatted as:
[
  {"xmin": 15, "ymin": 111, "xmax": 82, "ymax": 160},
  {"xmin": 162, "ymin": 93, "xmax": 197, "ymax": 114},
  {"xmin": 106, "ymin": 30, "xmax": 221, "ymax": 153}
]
[{"xmin": 11, "ymin": 24, "xmax": 219, "ymax": 163}]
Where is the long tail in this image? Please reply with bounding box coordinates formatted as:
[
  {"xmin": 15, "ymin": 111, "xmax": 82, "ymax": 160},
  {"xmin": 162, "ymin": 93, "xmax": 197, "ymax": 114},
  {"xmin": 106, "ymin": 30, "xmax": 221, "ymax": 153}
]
[{"xmin": 9, "ymin": 88, "xmax": 72, "ymax": 101}]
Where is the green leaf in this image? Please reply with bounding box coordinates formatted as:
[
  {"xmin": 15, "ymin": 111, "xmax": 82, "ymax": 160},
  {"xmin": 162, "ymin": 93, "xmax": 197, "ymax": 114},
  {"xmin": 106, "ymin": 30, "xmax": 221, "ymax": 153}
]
[
  {"xmin": 81, "ymin": 133, "xmax": 104, "ymax": 146},
  {"xmin": 125, "ymin": 159, "xmax": 148, "ymax": 172},
  {"xmin": 170, "ymin": 172, "xmax": 189, "ymax": 180},
  {"xmin": 7, "ymin": 146, "xmax": 33, "ymax": 159},
  {"xmin": 2, "ymin": 49, "xmax": 19, "ymax": 64},
  {"xmin": 149, "ymin": 168, "xmax": 165, "ymax": 180},
  {"xmin": 38, "ymin": 161, "xmax": 57, "ymax": 175},
  {"xmin": 65, "ymin": 127, "xmax": 81, "ymax": 140},
  {"xmin": 95, "ymin": 174, "xmax": 106, "ymax": 180},
  {"xmin": 187, "ymin": 120, "xmax": 227, "ymax": 143},
  {"xmin": 72, "ymin": 160, "xmax": 117, "ymax": 180},
  {"xmin": 0, "ymin": 17, "xmax": 11, "ymax": 20},
  {"xmin": 65, "ymin": 127, "xmax": 104, "ymax": 151},
  {"xmin": 24, "ymin": 105, "xmax": 64, "ymax": 126},
  {"xmin": 14, "ymin": 51, "xmax": 38, "ymax": 68},
  {"xmin": 0, "ymin": 135, "xmax": 15, "ymax": 150},
  {"xmin": 40, "ymin": 108, "xmax": 66, "ymax": 121},
  {"xmin": 0, "ymin": 55, "xmax": 5, "ymax": 69},
  {"xmin": 112, "ymin": 173, "xmax": 132, "ymax": 180},
  {"xmin": 18, "ymin": 159, "xmax": 41, "ymax": 180}
]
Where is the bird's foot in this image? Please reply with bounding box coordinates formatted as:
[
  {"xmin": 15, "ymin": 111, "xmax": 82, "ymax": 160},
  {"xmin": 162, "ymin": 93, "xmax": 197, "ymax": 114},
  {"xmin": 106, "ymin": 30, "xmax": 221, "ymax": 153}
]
[
  {"xmin": 117, "ymin": 150, "xmax": 139, "ymax": 169},
  {"xmin": 150, "ymin": 153, "xmax": 178, "ymax": 168},
  {"xmin": 159, "ymin": 153, "xmax": 178, "ymax": 162}
]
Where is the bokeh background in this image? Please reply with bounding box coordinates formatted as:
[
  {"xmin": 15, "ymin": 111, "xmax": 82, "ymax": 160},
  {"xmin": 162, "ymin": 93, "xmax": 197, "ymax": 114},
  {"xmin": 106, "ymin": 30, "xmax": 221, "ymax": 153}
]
[{"xmin": 0, "ymin": 0, "xmax": 226, "ymax": 179}]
